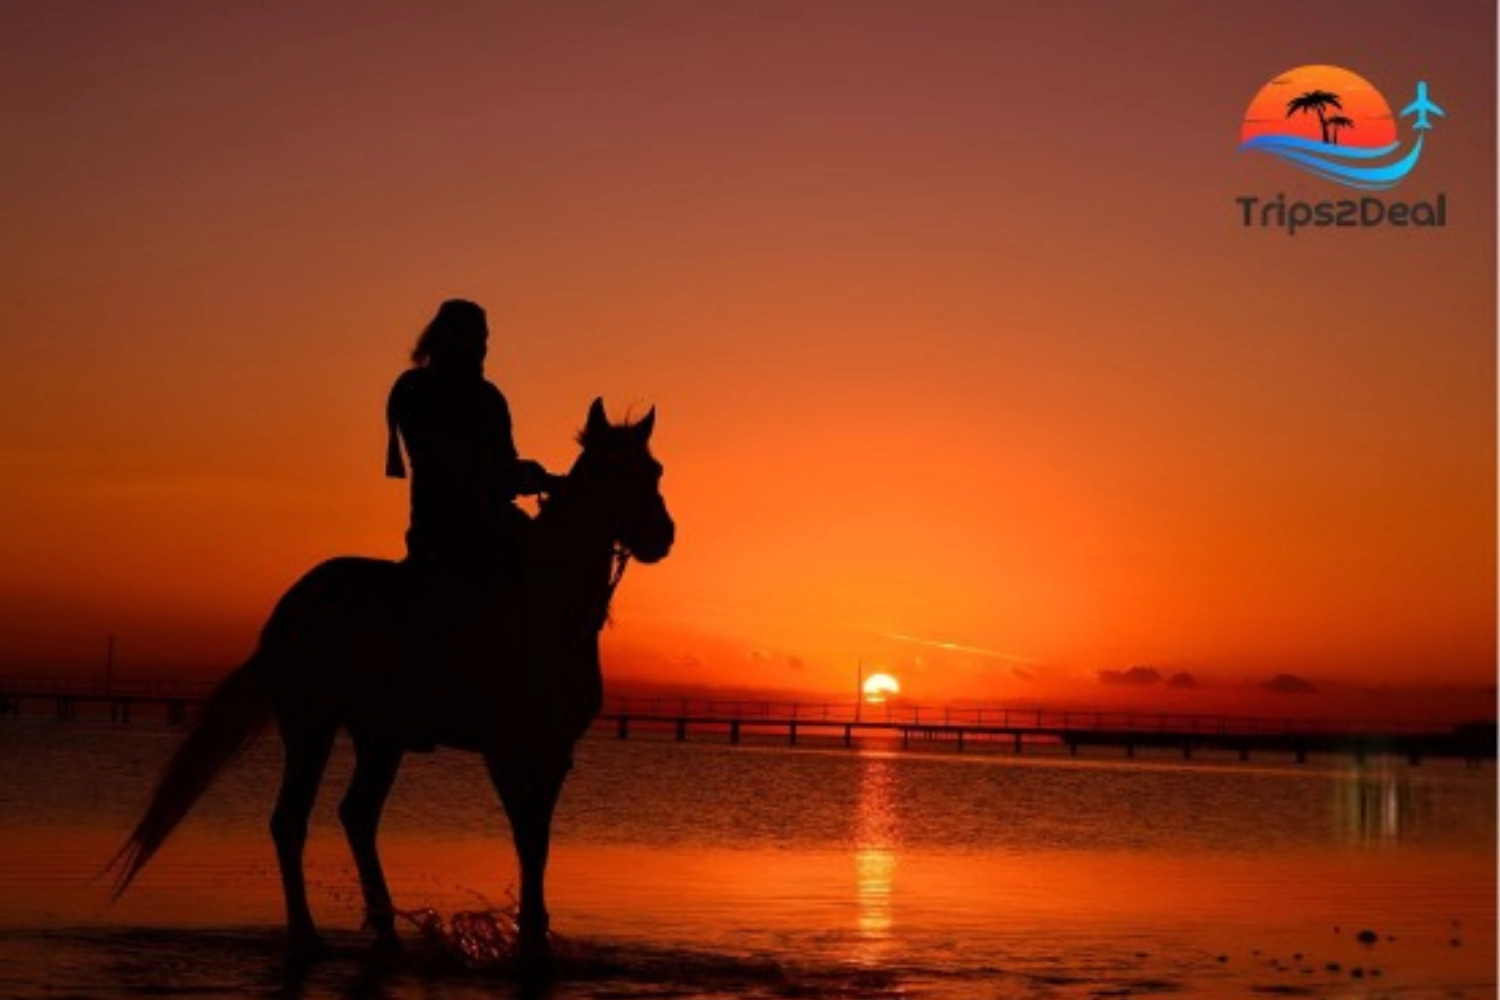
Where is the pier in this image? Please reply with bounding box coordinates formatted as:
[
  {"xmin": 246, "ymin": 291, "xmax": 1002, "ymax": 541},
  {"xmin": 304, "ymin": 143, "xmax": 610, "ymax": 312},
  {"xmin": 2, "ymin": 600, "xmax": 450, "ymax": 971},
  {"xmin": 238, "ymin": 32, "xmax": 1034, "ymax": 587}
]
[
  {"xmin": 0, "ymin": 675, "xmax": 213, "ymax": 726},
  {"xmin": 598, "ymin": 697, "xmax": 1494, "ymax": 766},
  {"xmin": 1, "ymin": 676, "xmax": 1491, "ymax": 765}
]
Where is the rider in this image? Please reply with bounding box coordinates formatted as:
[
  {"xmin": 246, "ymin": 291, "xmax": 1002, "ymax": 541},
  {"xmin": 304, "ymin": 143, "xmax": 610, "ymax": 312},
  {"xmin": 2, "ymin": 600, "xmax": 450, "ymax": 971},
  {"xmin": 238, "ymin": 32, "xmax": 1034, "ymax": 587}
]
[{"xmin": 385, "ymin": 299, "xmax": 554, "ymax": 581}]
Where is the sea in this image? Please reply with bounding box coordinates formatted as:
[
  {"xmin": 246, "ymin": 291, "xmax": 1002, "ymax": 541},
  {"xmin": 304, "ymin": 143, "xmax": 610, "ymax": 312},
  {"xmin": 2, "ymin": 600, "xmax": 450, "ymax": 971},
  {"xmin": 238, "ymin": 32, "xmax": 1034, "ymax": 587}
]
[{"xmin": 0, "ymin": 718, "xmax": 1493, "ymax": 999}]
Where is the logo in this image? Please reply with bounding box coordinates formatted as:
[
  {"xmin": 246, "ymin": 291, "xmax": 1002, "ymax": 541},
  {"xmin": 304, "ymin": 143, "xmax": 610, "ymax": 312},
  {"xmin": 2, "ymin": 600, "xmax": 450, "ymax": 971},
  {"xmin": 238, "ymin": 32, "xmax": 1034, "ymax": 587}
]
[
  {"xmin": 1240, "ymin": 65, "xmax": 1441, "ymax": 190},
  {"xmin": 1236, "ymin": 65, "xmax": 1447, "ymax": 234}
]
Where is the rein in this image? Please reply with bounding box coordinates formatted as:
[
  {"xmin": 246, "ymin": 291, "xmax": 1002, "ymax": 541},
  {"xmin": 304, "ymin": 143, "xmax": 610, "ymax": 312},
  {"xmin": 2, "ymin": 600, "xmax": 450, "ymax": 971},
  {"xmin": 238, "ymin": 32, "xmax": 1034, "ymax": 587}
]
[{"xmin": 598, "ymin": 543, "xmax": 631, "ymax": 632}]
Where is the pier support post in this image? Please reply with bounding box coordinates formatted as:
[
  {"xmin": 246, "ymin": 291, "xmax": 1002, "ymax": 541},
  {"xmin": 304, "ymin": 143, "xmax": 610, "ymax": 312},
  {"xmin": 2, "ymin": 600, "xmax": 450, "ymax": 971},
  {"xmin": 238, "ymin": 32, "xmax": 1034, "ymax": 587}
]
[
  {"xmin": 788, "ymin": 722, "xmax": 798, "ymax": 746},
  {"xmin": 1068, "ymin": 740, "xmax": 1078, "ymax": 756},
  {"xmin": 675, "ymin": 719, "xmax": 687, "ymax": 742},
  {"xmin": 1294, "ymin": 745, "xmax": 1307, "ymax": 764},
  {"xmin": 843, "ymin": 725, "xmax": 852, "ymax": 748},
  {"xmin": 957, "ymin": 731, "xmax": 965, "ymax": 753},
  {"xmin": 617, "ymin": 717, "xmax": 630, "ymax": 740},
  {"xmin": 1239, "ymin": 744, "xmax": 1250, "ymax": 762},
  {"xmin": 730, "ymin": 721, "xmax": 740, "ymax": 745},
  {"xmin": 1013, "ymin": 732, "xmax": 1022, "ymax": 754},
  {"xmin": 1182, "ymin": 740, "xmax": 1192, "ymax": 760},
  {"xmin": 902, "ymin": 729, "xmax": 909, "ymax": 750},
  {"xmin": 1125, "ymin": 742, "xmax": 1135, "ymax": 759}
]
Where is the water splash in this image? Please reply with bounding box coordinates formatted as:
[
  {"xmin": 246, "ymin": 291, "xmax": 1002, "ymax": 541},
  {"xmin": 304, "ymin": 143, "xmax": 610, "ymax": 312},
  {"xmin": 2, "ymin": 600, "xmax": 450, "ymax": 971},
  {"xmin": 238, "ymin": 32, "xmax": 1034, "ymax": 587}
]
[
  {"xmin": 397, "ymin": 903, "xmax": 571, "ymax": 970},
  {"xmin": 401, "ymin": 907, "xmax": 510, "ymax": 967}
]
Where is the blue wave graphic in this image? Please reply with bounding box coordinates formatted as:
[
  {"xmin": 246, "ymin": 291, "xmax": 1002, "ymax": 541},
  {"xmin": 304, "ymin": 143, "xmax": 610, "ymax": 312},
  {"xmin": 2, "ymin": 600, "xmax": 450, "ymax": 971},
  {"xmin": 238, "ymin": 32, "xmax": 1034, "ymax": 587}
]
[{"xmin": 1240, "ymin": 133, "xmax": 1425, "ymax": 191}]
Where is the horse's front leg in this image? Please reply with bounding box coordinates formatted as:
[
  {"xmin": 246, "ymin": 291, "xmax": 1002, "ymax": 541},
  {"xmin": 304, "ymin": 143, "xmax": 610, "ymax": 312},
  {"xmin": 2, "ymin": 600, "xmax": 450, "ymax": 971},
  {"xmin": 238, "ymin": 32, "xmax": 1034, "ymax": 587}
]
[
  {"xmin": 485, "ymin": 752, "xmax": 570, "ymax": 975},
  {"xmin": 340, "ymin": 736, "xmax": 404, "ymax": 951}
]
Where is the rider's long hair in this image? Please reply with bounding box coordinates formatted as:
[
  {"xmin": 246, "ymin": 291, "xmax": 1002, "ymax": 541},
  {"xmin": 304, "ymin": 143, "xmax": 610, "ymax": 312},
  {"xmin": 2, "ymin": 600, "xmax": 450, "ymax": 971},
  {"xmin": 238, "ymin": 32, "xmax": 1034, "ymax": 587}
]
[{"xmin": 412, "ymin": 299, "xmax": 487, "ymax": 371}]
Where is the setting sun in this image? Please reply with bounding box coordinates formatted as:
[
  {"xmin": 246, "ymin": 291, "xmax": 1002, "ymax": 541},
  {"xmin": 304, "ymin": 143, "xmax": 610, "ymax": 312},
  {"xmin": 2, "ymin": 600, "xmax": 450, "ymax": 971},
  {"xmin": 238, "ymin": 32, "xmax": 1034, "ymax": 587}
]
[{"xmin": 862, "ymin": 673, "xmax": 901, "ymax": 703}]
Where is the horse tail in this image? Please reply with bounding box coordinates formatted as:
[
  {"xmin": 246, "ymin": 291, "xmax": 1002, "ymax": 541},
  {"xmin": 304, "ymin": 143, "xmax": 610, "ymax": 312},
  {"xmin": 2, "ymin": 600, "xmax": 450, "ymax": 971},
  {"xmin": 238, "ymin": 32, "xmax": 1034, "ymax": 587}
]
[{"xmin": 109, "ymin": 657, "xmax": 273, "ymax": 898}]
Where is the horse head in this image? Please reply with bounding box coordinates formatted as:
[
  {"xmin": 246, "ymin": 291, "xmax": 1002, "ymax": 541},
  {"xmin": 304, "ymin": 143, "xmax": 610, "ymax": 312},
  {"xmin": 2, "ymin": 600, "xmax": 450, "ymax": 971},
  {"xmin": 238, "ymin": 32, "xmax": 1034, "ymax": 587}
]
[{"xmin": 566, "ymin": 397, "xmax": 675, "ymax": 564}]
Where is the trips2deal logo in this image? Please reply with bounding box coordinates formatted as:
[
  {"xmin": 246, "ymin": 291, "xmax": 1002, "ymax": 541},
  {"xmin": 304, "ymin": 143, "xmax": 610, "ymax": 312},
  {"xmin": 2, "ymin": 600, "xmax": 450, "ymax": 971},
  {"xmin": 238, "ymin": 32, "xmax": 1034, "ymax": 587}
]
[{"xmin": 1236, "ymin": 64, "xmax": 1446, "ymax": 235}]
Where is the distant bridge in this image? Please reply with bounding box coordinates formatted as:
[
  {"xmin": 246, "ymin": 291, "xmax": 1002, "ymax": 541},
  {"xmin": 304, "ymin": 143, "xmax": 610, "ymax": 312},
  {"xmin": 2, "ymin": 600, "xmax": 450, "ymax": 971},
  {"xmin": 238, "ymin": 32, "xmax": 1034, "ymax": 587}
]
[
  {"xmin": 599, "ymin": 696, "xmax": 1494, "ymax": 766},
  {"xmin": 0, "ymin": 675, "xmax": 213, "ymax": 726},
  {"xmin": 1, "ymin": 675, "xmax": 1492, "ymax": 766}
]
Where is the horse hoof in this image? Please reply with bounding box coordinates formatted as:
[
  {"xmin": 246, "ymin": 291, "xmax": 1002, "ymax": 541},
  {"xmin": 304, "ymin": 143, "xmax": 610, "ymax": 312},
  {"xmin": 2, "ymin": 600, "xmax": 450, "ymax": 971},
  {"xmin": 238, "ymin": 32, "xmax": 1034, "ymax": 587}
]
[
  {"xmin": 287, "ymin": 925, "xmax": 325, "ymax": 962},
  {"xmin": 516, "ymin": 936, "xmax": 555, "ymax": 985},
  {"xmin": 371, "ymin": 928, "xmax": 402, "ymax": 955},
  {"xmin": 517, "ymin": 954, "xmax": 556, "ymax": 989}
]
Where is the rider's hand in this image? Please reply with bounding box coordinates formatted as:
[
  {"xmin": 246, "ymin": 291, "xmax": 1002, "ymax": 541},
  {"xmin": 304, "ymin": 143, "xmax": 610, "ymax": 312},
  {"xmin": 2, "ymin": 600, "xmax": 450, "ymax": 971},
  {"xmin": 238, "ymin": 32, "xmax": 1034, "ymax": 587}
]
[{"xmin": 516, "ymin": 459, "xmax": 551, "ymax": 496}]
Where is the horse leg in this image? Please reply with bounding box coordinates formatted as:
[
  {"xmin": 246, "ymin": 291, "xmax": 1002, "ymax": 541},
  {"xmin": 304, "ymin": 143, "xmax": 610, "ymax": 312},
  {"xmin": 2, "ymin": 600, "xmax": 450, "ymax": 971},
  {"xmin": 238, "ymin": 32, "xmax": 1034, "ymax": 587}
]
[
  {"xmin": 485, "ymin": 753, "xmax": 570, "ymax": 974},
  {"xmin": 270, "ymin": 717, "xmax": 336, "ymax": 956},
  {"xmin": 339, "ymin": 736, "xmax": 404, "ymax": 950}
]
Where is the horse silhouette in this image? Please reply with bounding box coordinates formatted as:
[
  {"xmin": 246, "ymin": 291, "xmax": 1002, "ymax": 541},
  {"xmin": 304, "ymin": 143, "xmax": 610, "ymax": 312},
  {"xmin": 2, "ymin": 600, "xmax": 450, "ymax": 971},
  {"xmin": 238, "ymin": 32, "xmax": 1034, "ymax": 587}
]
[{"xmin": 110, "ymin": 398, "xmax": 675, "ymax": 975}]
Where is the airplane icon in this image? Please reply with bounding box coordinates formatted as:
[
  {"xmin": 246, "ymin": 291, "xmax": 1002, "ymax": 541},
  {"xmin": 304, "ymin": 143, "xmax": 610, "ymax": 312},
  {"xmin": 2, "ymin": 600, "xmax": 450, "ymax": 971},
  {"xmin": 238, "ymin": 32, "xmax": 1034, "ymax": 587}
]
[{"xmin": 1400, "ymin": 81, "xmax": 1445, "ymax": 130}]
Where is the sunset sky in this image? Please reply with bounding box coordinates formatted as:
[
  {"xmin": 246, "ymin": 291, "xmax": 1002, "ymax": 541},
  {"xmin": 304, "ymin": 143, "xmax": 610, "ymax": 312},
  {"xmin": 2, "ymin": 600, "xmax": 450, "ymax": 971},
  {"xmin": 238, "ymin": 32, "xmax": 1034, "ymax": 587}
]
[{"xmin": 1, "ymin": 2, "xmax": 1494, "ymax": 721}]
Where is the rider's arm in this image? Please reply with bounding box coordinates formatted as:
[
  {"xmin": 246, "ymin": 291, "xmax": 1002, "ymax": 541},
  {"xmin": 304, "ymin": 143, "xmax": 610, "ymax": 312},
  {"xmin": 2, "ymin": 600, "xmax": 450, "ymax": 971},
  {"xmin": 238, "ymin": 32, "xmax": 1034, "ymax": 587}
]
[
  {"xmin": 484, "ymin": 382, "xmax": 521, "ymax": 466},
  {"xmin": 484, "ymin": 384, "xmax": 559, "ymax": 497},
  {"xmin": 484, "ymin": 382, "xmax": 541, "ymax": 500}
]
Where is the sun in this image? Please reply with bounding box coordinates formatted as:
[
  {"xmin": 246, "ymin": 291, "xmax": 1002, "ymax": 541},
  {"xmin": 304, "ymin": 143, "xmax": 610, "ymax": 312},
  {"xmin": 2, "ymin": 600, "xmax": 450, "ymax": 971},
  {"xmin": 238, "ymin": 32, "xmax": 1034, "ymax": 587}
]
[{"xmin": 862, "ymin": 673, "xmax": 901, "ymax": 703}]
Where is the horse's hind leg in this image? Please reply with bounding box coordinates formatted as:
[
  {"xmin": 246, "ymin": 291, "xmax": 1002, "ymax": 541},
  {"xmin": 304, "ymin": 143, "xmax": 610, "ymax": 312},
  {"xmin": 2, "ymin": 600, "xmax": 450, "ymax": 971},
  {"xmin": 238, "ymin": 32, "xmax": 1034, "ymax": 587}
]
[
  {"xmin": 339, "ymin": 736, "xmax": 404, "ymax": 950},
  {"xmin": 271, "ymin": 716, "xmax": 337, "ymax": 956}
]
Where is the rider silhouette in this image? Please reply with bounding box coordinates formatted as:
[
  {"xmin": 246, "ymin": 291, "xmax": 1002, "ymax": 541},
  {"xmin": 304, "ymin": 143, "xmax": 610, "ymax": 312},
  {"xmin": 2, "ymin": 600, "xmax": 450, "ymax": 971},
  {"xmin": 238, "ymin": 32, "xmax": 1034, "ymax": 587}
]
[{"xmin": 385, "ymin": 299, "xmax": 552, "ymax": 580}]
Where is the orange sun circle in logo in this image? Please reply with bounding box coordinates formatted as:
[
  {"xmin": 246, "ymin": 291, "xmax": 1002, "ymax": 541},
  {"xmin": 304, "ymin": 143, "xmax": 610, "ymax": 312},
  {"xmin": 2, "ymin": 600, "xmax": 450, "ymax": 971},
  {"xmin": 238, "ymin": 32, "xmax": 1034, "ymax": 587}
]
[{"xmin": 1241, "ymin": 65, "xmax": 1398, "ymax": 149}]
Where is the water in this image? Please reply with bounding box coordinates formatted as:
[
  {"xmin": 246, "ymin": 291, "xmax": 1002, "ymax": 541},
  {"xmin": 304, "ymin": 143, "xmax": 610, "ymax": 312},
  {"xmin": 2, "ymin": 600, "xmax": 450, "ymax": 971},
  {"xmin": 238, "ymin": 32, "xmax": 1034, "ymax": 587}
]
[{"xmin": 0, "ymin": 721, "xmax": 1493, "ymax": 998}]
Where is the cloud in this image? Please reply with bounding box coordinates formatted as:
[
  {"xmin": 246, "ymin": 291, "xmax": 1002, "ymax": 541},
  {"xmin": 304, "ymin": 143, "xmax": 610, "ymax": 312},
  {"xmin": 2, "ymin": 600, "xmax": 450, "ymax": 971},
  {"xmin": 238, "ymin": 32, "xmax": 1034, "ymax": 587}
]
[
  {"xmin": 1011, "ymin": 666, "xmax": 1032, "ymax": 681},
  {"xmin": 1262, "ymin": 673, "xmax": 1318, "ymax": 695},
  {"xmin": 1167, "ymin": 672, "xmax": 1197, "ymax": 689},
  {"xmin": 1099, "ymin": 666, "xmax": 1162, "ymax": 687},
  {"xmin": 748, "ymin": 648, "xmax": 804, "ymax": 670}
]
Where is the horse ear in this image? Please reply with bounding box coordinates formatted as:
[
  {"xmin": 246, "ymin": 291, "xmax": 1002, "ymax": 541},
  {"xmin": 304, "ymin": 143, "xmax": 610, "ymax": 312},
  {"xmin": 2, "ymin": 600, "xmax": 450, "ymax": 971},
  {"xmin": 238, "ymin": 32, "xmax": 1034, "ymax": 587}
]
[
  {"xmin": 635, "ymin": 406, "xmax": 656, "ymax": 443},
  {"xmin": 585, "ymin": 397, "xmax": 609, "ymax": 443}
]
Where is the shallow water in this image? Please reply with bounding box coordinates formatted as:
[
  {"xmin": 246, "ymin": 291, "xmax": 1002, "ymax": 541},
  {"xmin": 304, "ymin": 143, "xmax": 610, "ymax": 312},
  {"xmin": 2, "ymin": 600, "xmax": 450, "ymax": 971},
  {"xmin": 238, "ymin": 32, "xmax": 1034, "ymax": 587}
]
[{"xmin": 0, "ymin": 721, "xmax": 1493, "ymax": 998}]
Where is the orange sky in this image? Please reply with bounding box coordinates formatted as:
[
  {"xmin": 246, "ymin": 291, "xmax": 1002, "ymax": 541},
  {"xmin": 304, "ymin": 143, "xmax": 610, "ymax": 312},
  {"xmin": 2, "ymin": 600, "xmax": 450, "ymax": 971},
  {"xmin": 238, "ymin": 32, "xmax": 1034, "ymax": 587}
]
[{"xmin": 0, "ymin": 2, "xmax": 1494, "ymax": 722}]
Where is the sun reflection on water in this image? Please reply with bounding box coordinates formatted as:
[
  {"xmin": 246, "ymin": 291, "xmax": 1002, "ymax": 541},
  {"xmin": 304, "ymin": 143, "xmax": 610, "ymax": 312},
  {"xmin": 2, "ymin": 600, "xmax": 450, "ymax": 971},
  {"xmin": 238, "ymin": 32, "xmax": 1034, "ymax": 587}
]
[{"xmin": 853, "ymin": 750, "xmax": 901, "ymax": 964}]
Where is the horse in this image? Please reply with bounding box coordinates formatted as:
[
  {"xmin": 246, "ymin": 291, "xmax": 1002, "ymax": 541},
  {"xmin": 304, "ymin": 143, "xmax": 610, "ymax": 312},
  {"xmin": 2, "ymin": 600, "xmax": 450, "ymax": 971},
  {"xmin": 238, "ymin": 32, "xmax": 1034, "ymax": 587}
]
[{"xmin": 110, "ymin": 397, "xmax": 675, "ymax": 974}]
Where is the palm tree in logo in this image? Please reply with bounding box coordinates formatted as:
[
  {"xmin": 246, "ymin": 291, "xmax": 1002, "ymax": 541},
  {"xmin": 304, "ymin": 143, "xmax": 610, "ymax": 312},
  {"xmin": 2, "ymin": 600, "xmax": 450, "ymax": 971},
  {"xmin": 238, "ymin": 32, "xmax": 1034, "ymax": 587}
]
[
  {"xmin": 1286, "ymin": 89, "xmax": 1343, "ymax": 144},
  {"xmin": 1325, "ymin": 115, "xmax": 1355, "ymax": 145}
]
